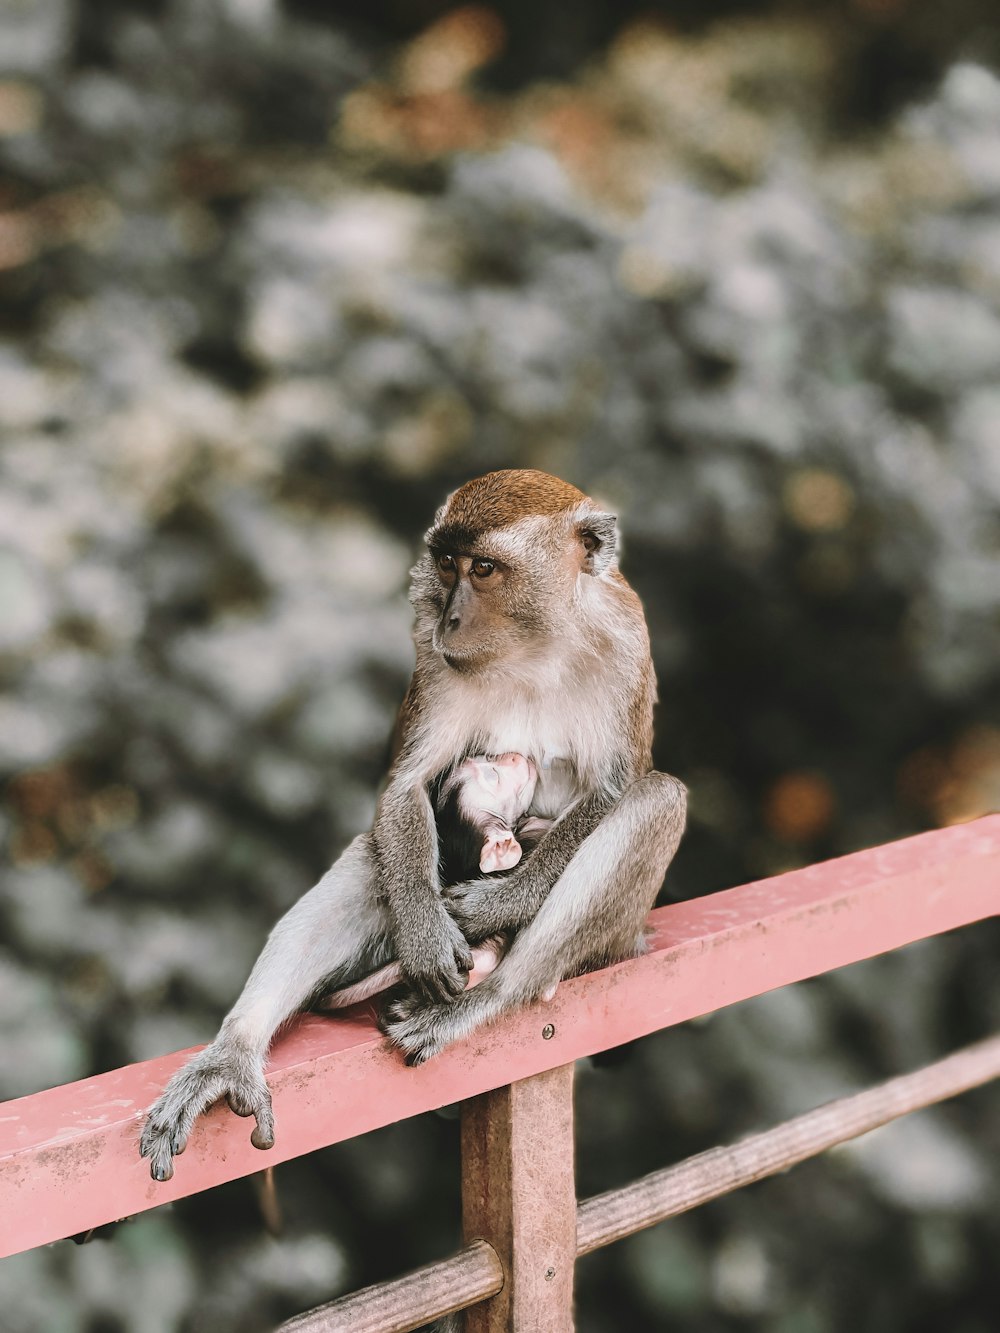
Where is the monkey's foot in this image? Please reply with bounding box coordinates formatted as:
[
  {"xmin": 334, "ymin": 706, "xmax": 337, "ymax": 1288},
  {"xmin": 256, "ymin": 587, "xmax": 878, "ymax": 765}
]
[
  {"xmin": 381, "ymin": 987, "xmax": 491, "ymax": 1066},
  {"xmin": 380, "ymin": 997, "xmax": 452, "ymax": 1065},
  {"xmin": 139, "ymin": 1041, "xmax": 274, "ymax": 1183}
]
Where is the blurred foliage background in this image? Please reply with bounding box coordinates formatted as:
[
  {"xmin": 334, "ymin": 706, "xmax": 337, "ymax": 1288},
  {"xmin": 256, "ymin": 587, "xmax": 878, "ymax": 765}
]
[{"xmin": 1, "ymin": 0, "xmax": 999, "ymax": 1329}]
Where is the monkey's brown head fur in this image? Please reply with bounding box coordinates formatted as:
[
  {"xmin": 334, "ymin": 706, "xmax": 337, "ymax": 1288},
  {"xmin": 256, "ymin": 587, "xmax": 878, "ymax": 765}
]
[{"xmin": 410, "ymin": 469, "xmax": 620, "ymax": 674}]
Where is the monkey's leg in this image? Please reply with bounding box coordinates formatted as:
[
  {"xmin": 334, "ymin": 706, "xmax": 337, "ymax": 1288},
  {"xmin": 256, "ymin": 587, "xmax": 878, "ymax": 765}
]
[
  {"xmin": 140, "ymin": 833, "xmax": 390, "ymax": 1182},
  {"xmin": 383, "ymin": 772, "xmax": 686, "ymax": 1064}
]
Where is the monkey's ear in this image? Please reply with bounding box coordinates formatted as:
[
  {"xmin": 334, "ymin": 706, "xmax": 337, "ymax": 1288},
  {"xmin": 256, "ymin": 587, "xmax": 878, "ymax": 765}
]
[
  {"xmin": 481, "ymin": 831, "xmax": 523, "ymax": 873},
  {"xmin": 577, "ymin": 511, "xmax": 618, "ymax": 576}
]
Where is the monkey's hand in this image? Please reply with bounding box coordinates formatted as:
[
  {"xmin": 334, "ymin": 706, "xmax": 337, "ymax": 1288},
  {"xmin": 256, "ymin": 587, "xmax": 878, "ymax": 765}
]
[
  {"xmin": 394, "ymin": 903, "xmax": 475, "ymax": 1006},
  {"xmin": 139, "ymin": 1038, "xmax": 274, "ymax": 1183},
  {"xmin": 442, "ymin": 875, "xmax": 523, "ymax": 941}
]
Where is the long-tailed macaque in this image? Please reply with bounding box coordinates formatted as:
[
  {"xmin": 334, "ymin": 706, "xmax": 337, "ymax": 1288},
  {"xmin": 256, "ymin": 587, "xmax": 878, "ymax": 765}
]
[{"xmin": 140, "ymin": 469, "xmax": 686, "ymax": 1182}]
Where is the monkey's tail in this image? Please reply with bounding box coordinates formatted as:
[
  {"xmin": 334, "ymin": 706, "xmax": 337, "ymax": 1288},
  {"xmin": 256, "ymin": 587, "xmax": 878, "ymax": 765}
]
[
  {"xmin": 252, "ymin": 1166, "xmax": 283, "ymax": 1236},
  {"xmin": 315, "ymin": 961, "xmax": 403, "ymax": 1010}
]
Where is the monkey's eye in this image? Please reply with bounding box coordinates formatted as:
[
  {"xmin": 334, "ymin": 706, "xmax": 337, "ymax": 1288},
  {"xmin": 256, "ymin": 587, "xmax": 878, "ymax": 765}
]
[
  {"xmin": 471, "ymin": 558, "xmax": 495, "ymax": 578},
  {"xmin": 437, "ymin": 554, "xmax": 456, "ymax": 574},
  {"xmin": 581, "ymin": 531, "xmax": 600, "ymax": 554}
]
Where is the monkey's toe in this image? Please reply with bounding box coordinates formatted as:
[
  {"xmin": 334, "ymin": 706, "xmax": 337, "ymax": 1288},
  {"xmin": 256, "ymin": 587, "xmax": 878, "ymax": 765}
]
[
  {"xmin": 382, "ymin": 1004, "xmax": 450, "ymax": 1064},
  {"xmin": 381, "ymin": 990, "xmax": 423, "ymax": 1026},
  {"xmin": 150, "ymin": 1153, "xmax": 175, "ymax": 1183},
  {"xmin": 141, "ymin": 1127, "xmax": 177, "ymax": 1183},
  {"xmin": 250, "ymin": 1124, "xmax": 274, "ymax": 1150},
  {"xmin": 250, "ymin": 1095, "xmax": 275, "ymax": 1150}
]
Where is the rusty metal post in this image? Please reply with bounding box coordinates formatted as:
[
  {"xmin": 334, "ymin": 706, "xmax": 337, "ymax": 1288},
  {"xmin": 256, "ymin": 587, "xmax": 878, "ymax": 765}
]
[{"xmin": 461, "ymin": 1062, "xmax": 577, "ymax": 1333}]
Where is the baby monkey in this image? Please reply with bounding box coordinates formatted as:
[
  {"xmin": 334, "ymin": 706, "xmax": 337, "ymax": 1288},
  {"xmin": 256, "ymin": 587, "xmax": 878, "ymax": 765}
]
[
  {"xmin": 436, "ymin": 751, "xmax": 548, "ymax": 880},
  {"xmin": 319, "ymin": 752, "xmax": 550, "ymax": 1010}
]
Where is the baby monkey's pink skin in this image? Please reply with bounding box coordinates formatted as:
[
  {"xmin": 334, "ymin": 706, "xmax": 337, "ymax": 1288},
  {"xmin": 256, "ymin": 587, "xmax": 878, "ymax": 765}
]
[
  {"xmin": 319, "ymin": 753, "xmax": 550, "ymax": 1011},
  {"xmin": 457, "ymin": 751, "xmax": 538, "ymax": 873}
]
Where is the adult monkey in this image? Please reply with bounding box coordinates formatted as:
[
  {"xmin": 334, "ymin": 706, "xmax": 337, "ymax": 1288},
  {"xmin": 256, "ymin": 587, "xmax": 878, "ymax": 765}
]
[{"xmin": 140, "ymin": 470, "xmax": 686, "ymax": 1182}]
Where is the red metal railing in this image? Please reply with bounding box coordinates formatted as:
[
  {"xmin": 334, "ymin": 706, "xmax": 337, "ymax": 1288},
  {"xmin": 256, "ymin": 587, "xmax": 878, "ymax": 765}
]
[{"xmin": 2, "ymin": 814, "xmax": 998, "ymax": 1330}]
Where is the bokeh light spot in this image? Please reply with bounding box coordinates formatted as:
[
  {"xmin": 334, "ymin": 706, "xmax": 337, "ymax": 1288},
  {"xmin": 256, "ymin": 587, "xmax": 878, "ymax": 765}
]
[
  {"xmin": 763, "ymin": 771, "xmax": 836, "ymax": 842},
  {"xmin": 784, "ymin": 469, "xmax": 856, "ymax": 532}
]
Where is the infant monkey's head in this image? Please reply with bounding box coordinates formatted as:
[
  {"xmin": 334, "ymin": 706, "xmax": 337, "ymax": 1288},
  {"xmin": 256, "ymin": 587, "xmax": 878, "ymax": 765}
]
[{"xmin": 437, "ymin": 753, "xmax": 539, "ymax": 881}]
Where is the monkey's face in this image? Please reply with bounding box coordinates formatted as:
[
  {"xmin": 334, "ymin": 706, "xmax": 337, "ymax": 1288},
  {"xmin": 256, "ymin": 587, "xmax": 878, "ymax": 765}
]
[
  {"xmin": 410, "ymin": 470, "xmax": 620, "ymax": 674},
  {"xmin": 425, "ymin": 546, "xmax": 545, "ymax": 670}
]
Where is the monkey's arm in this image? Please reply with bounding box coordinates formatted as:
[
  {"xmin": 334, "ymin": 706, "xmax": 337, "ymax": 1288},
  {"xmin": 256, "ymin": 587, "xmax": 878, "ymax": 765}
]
[
  {"xmin": 372, "ymin": 781, "xmax": 474, "ymax": 1003},
  {"xmin": 140, "ymin": 783, "xmax": 471, "ymax": 1183},
  {"xmin": 441, "ymin": 789, "xmax": 613, "ymax": 940},
  {"xmin": 141, "ymin": 832, "xmax": 391, "ymax": 1181}
]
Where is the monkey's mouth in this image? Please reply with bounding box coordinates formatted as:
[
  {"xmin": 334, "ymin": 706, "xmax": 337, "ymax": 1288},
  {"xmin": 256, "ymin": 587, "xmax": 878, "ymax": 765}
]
[
  {"xmin": 437, "ymin": 635, "xmax": 493, "ymax": 672},
  {"xmin": 442, "ymin": 651, "xmax": 478, "ymax": 673}
]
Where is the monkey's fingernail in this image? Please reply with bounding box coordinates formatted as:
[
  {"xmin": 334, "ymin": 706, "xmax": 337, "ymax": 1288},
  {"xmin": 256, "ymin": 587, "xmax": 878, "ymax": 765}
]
[
  {"xmin": 251, "ymin": 1126, "xmax": 274, "ymax": 1150},
  {"xmin": 152, "ymin": 1159, "xmax": 174, "ymax": 1183}
]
